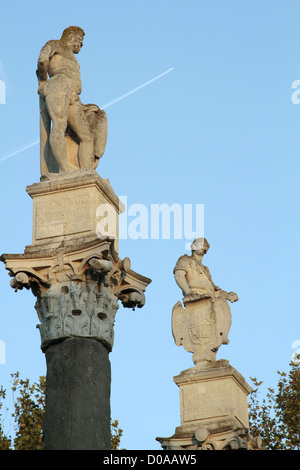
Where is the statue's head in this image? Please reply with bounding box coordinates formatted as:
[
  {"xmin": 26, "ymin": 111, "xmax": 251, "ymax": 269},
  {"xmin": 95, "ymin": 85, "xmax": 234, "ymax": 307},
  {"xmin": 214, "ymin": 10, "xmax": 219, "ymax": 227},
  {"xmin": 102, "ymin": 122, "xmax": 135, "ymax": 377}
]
[
  {"xmin": 61, "ymin": 26, "xmax": 85, "ymax": 53},
  {"xmin": 191, "ymin": 237, "xmax": 210, "ymax": 255}
]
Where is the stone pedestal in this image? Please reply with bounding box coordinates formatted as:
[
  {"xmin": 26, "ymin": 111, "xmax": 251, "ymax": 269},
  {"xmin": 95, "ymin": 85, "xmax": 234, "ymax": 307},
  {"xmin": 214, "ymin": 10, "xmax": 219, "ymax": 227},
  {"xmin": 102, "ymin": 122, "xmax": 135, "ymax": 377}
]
[
  {"xmin": 26, "ymin": 169, "xmax": 124, "ymax": 253},
  {"xmin": 177, "ymin": 362, "xmax": 251, "ymax": 430},
  {"xmin": 1, "ymin": 169, "xmax": 151, "ymax": 450},
  {"xmin": 156, "ymin": 362, "xmax": 263, "ymax": 450}
]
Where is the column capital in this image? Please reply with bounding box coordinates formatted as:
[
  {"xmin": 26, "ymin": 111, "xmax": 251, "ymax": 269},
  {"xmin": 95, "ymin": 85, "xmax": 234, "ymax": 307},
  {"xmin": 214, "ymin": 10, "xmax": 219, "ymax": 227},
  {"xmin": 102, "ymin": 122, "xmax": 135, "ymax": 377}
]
[{"xmin": 1, "ymin": 239, "xmax": 151, "ymax": 351}]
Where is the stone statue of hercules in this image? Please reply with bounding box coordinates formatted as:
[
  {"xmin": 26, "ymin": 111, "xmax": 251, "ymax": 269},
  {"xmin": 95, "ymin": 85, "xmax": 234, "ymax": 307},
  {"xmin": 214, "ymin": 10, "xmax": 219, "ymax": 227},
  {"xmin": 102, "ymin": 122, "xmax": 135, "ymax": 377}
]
[{"xmin": 37, "ymin": 26, "xmax": 107, "ymax": 175}]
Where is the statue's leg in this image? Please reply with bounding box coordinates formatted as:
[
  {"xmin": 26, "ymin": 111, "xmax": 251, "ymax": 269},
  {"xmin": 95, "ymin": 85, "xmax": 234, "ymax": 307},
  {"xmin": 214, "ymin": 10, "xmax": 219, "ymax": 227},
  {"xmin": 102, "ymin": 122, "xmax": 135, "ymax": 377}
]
[
  {"xmin": 68, "ymin": 104, "xmax": 94, "ymax": 169},
  {"xmin": 45, "ymin": 92, "xmax": 70, "ymax": 172}
]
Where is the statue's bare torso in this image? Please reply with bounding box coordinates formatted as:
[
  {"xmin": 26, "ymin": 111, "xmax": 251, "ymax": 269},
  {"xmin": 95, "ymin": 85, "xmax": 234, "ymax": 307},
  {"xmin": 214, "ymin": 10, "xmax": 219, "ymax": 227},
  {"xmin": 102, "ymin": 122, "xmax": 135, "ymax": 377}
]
[{"xmin": 39, "ymin": 40, "xmax": 82, "ymax": 100}]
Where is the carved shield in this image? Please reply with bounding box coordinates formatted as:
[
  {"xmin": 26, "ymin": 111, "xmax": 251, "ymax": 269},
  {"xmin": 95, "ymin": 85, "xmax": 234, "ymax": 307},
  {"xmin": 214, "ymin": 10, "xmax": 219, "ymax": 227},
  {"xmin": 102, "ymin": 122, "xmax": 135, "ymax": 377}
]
[
  {"xmin": 172, "ymin": 301, "xmax": 187, "ymax": 348},
  {"xmin": 187, "ymin": 300, "xmax": 213, "ymax": 345},
  {"xmin": 172, "ymin": 299, "xmax": 215, "ymax": 354}
]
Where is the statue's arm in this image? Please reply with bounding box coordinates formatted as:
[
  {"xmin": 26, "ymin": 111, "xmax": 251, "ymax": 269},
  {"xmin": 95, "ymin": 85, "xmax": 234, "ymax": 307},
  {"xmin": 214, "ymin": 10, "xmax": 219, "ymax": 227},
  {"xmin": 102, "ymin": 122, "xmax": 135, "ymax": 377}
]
[
  {"xmin": 203, "ymin": 268, "xmax": 238, "ymax": 302},
  {"xmin": 174, "ymin": 269, "xmax": 190, "ymax": 297},
  {"xmin": 212, "ymin": 279, "xmax": 238, "ymax": 303},
  {"xmin": 36, "ymin": 40, "xmax": 57, "ymax": 82}
]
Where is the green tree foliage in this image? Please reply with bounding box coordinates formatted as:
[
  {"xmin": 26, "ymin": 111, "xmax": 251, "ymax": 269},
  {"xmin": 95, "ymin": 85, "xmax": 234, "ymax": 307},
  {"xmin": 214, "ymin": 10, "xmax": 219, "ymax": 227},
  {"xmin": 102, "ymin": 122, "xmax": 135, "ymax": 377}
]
[
  {"xmin": 11, "ymin": 372, "xmax": 46, "ymax": 450},
  {"xmin": 0, "ymin": 373, "xmax": 45, "ymax": 450},
  {"xmin": 0, "ymin": 372, "xmax": 123, "ymax": 450},
  {"xmin": 0, "ymin": 387, "xmax": 12, "ymax": 450},
  {"xmin": 248, "ymin": 357, "xmax": 300, "ymax": 450},
  {"xmin": 110, "ymin": 419, "xmax": 123, "ymax": 450}
]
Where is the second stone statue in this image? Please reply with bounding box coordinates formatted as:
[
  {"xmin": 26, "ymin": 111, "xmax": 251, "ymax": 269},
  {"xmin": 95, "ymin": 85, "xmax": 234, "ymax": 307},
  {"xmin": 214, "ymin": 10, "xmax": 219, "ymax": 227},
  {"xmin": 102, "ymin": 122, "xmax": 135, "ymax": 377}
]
[{"xmin": 172, "ymin": 238, "xmax": 238, "ymax": 368}]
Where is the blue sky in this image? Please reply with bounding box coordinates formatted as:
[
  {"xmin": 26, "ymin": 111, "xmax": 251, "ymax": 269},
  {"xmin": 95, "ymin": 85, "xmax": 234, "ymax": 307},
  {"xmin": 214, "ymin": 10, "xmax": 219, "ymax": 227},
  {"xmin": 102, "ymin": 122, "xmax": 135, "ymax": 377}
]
[{"xmin": 0, "ymin": 0, "xmax": 299, "ymax": 450}]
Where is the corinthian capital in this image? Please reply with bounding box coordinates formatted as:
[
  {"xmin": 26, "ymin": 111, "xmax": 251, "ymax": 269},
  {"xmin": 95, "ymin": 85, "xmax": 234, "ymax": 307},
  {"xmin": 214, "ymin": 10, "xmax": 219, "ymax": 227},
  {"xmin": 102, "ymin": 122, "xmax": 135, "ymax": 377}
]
[{"xmin": 1, "ymin": 239, "xmax": 151, "ymax": 351}]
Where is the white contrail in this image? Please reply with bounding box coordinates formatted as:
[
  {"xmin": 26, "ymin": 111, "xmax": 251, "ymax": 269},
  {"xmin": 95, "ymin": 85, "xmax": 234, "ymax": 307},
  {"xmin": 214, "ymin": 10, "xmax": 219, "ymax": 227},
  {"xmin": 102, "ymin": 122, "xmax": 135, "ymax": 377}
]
[
  {"xmin": 0, "ymin": 138, "xmax": 39, "ymax": 163},
  {"xmin": 0, "ymin": 67, "xmax": 174, "ymax": 163},
  {"xmin": 101, "ymin": 67, "xmax": 174, "ymax": 109}
]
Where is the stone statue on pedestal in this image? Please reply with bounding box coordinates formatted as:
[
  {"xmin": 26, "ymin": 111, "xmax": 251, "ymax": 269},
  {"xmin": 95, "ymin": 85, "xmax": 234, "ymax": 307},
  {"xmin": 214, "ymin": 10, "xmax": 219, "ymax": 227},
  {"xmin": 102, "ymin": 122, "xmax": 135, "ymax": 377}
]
[
  {"xmin": 1, "ymin": 27, "xmax": 151, "ymax": 449},
  {"xmin": 156, "ymin": 238, "xmax": 263, "ymax": 450},
  {"xmin": 37, "ymin": 26, "xmax": 108, "ymax": 176},
  {"xmin": 172, "ymin": 237, "xmax": 238, "ymax": 368}
]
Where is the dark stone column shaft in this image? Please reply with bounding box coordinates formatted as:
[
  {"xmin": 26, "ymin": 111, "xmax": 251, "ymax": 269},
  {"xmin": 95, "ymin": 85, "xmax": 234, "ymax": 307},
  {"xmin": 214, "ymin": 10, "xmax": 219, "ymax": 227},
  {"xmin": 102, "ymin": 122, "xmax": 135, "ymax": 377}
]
[{"xmin": 43, "ymin": 337, "xmax": 111, "ymax": 450}]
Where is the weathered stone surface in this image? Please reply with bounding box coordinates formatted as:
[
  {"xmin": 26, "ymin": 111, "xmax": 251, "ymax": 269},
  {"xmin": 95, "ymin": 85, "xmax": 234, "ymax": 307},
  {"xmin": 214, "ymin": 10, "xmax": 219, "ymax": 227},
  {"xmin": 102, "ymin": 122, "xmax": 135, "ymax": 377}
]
[
  {"xmin": 36, "ymin": 280, "xmax": 119, "ymax": 351},
  {"xmin": 157, "ymin": 426, "xmax": 263, "ymax": 450},
  {"xmin": 2, "ymin": 238, "xmax": 150, "ymax": 352},
  {"xmin": 0, "ymin": 167, "xmax": 152, "ymax": 354},
  {"xmin": 26, "ymin": 169, "xmax": 124, "ymax": 252},
  {"xmin": 37, "ymin": 26, "xmax": 107, "ymax": 175},
  {"xmin": 156, "ymin": 363, "xmax": 262, "ymax": 450},
  {"xmin": 43, "ymin": 337, "xmax": 111, "ymax": 450},
  {"xmin": 175, "ymin": 362, "xmax": 252, "ymax": 429},
  {"xmin": 172, "ymin": 238, "xmax": 238, "ymax": 368}
]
